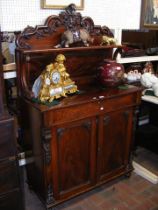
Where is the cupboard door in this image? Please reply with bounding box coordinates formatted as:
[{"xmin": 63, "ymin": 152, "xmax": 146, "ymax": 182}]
[
  {"xmin": 0, "ymin": 117, "xmax": 16, "ymax": 159},
  {"xmin": 97, "ymin": 108, "xmax": 133, "ymax": 182},
  {"xmin": 0, "ymin": 189, "xmax": 23, "ymax": 210},
  {"xmin": 51, "ymin": 117, "xmax": 97, "ymax": 200},
  {"xmin": 0, "ymin": 159, "xmax": 19, "ymax": 195}
]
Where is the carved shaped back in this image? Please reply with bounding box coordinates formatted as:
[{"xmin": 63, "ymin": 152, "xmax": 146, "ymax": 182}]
[{"xmin": 16, "ymin": 4, "xmax": 113, "ymax": 50}]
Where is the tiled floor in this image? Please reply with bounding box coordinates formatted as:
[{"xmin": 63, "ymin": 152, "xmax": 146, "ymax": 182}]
[{"xmin": 25, "ymin": 148, "xmax": 158, "ymax": 210}]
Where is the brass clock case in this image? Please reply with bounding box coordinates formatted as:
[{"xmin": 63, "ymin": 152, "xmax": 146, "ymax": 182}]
[{"xmin": 34, "ymin": 54, "xmax": 78, "ymax": 102}]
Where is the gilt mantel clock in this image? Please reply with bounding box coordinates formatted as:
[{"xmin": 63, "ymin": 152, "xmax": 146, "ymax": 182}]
[{"xmin": 32, "ymin": 54, "xmax": 78, "ymax": 102}]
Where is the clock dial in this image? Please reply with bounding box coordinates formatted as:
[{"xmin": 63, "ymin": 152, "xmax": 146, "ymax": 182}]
[{"xmin": 52, "ymin": 71, "xmax": 61, "ymax": 84}]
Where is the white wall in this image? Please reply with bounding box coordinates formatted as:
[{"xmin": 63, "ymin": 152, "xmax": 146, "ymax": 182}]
[{"xmin": 0, "ymin": 0, "xmax": 142, "ymax": 31}]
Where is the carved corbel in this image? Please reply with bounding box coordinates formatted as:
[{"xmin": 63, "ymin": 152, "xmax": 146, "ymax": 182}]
[
  {"xmin": 42, "ymin": 128, "xmax": 52, "ymax": 165},
  {"xmin": 46, "ymin": 184, "xmax": 55, "ymax": 204}
]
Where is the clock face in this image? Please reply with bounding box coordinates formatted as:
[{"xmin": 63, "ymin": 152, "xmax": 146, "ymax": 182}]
[{"xmin": 52, "ymin": 71, "xmax": 61, "ymax": 84}]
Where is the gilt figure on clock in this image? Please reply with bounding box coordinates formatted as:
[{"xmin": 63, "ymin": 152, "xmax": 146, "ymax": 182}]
[{"xmin": 32, "ymin": 54, "xmax": 78, "ymax": 102}]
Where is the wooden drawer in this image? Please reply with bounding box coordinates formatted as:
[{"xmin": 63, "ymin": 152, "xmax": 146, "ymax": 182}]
[
  {"xmin": 0, "ymin": 117, "xmax": 16, "ymax": 159},
  {"xmin": 44, "ymin": 93, "xmax": 137, "ymax": 127},
  {"xmin": 44, "ymin": 100, "xmax": 100, "ymax": 126},
  {"xmin": 0, "ymin": 160, "xmax": 19, "ymax": 195},
  {"xmin": 0, "ymin": 189, "xmax": 23, "ymax": 210},
  {"xmin": 98, "ymin": 93, "xmax": 136, "ymax": 114}
]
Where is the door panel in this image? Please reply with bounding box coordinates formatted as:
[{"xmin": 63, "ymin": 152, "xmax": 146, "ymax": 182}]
[
  {"xmin": 51, "ymin": 117, "xmax": 96, "ymax": 199},
  {"xmin": 97, "ymin": 109, "xmax": 133, "ymax": 181}
]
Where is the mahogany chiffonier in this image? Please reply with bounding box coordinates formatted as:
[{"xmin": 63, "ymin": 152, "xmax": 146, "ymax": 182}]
[{"xmin": 15, "ymin": 5, "xmax": 142, "ymax": 210}]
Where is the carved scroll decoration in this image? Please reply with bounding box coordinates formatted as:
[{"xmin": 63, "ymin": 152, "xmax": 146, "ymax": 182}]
[
  {"xmin": 83, "ymin": 121, "xmax": 92, "ymax": 129},
  {"xmin": 46, "ymin": 184, "xmax": 55, "ymax": 204},
  {"xmin": 103, "ymin": 115, "xmax": 110, "ymax": 125},
  {"xmin": 42, "ymin": 128, "xmax": 52, "ymax": 165},
  {"xmin": 16, "ymin": 16, "xmax": 62, "ymax": 49}
]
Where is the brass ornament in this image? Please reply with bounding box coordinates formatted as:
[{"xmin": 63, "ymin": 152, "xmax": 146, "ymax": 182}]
[
  {"xmin": 100, "ymin": 35, "xmax": 117, "ymax": 46},
  {"xmin": 33, "ymin": 54, "xmax": 78, "ymax": 102}
]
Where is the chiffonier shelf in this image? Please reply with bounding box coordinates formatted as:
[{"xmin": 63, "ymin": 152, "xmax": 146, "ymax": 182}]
[
  {"xmin": 15, "ymin": 6, "xmax": 142, "ymax": 210},
  {"xmin": 117, "ymin": 55, "xmax": 158, "ymax": 64}
]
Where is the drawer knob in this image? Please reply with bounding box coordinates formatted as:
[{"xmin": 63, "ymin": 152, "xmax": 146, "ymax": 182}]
[
  {"xmin": 100, "ymin": 107, "xmax": 104, "ymax": 110},
  {"xmin": 99, "ymin": 95, "xmax": 105, "ymax": 99}
]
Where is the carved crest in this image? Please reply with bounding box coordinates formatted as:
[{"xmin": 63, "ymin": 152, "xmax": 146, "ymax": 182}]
[{"xmin": 15, "ymin": 4, "xmax": 113, "ymax": 49}]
